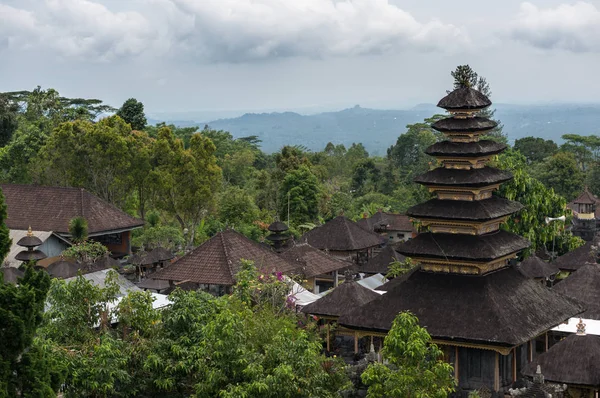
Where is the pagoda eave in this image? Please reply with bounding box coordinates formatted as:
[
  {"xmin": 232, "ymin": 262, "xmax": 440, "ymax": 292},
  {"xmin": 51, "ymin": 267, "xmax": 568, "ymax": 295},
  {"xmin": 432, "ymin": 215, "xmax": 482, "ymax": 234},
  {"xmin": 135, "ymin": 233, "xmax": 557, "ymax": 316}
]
[
  {"xmin": 411, "ymin": 253, "xmax": 518, "ymax": 275},
  {"xmin": 426, "ymin": 140, "xmax": 506, "ymax": 158},
  {"xmin": 414, "ymin": 167, "xmax": 513, "ymax": 188},
  {"xmin": 432, "ymin": 116, "xmax": 498, "ymax": 134},
  {"xmin": 407, "ymin": 197, "xmax": 523, "ymax": 222}
]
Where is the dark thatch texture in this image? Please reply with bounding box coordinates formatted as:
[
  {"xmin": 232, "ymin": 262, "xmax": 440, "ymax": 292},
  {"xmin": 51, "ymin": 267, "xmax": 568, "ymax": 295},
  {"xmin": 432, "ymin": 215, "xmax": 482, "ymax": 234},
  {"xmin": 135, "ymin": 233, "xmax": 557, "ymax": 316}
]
[
  {"xmin": 280, "ymin": 243, "xmax": 352, "ymax": 278},
  {"xmin": 407, "ymin": 196, "xmax": 522, "ymax": 222},
  {"xmin": 152, "ymin": 229, "xmax": 297, "ymax": 286},
  {"xmin": 150, "ymin": 247, "xmax": 174, "ymax": 262},
  {"xmin": 1, "ymin": 184, "xmax": 144, "ymax": 234},
  {"xmin": 362, "ymin": 245, "xmax": 405, "ymax": 275},
  {"xmin": 15, "ymin": 249, "xmax": 47, "ymax": 262},
  {"xmin": 47, "ymin": 260, "xmax": 80, "ymax": 279},
  {"xmin": 414, "ymin": 167, "xmax": 513, "ymax": 187},
  {"xmin": 356, "ymin": 212, "xmax": 414, "ymax": 233},
  {"xmin": 303, "ymin": 216, "xmax": 384, "ymax": 251},
  {"xmin": 437, "ymin": 87, "xmax": 491, "ymax": 110},
  {"xmin": 91, "ymin": 255, "xmax": 120, "ymax": 270},
  {"xmin": 338, "ymin": 267, "xmax": 583, "ymax": 346},
  {"xmin": 137, "ymin": 278, "xmax": 170, "ymax": 291},
  {"xmin": 552, "ymin": 242, "xmax": 597, "ymax": 272},
  {"xmin": 128, "ymin": 251, "xmax": 156, "ymax": 266},
  {"xmin": 1, "ymin": 267, "xmax": 24, "ymax": 284},
  {"xmin": 268, "ymin": 221, "xmax": 289, "ymax": 233},
  {"xmin": 518, "ymin": 255, "xmax": 559, "ymax": 279},
  {"xmin": 524, "ymin": 333, "xmax": 600, "ymax": 387},
  {"xmin": 426, "ymin": 140, "xmax": 506, "ymax": 158},
  {"xmin": 431, "ymin": 117, "xmax": 498, "ymax": 134},
  {"xmin": 396, "ymin": 231, "xmax": 530, "ymax": 262},
  {"xmin": 17, "ymin": 235, "xmax": 43, "ymax": 248},
  {"xmin": 301, "ymin": 280, "xmax": 381, "ymax": 318},
  {"xmin": 553, "ymin": 263, "xmax": 600, "ymax": 319},
  {"xmin": 377, "ymin": 266, "xmax": 419, "ymax": 291}
]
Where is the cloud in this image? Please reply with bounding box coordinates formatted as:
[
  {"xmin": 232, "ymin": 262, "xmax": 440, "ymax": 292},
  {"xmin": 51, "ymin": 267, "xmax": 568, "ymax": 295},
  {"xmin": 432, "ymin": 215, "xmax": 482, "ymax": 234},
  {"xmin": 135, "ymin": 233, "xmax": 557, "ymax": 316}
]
[
  {"xmin": 168, "ymin": 0, "xmax": 470, "ymax": 62},
  {"xmin": 509, "ymin": 2, "xmax": 600, "ymax": 52},
  {"xmin": 0, "ymin": 0, "xmax": 469, "ymax": 63}
]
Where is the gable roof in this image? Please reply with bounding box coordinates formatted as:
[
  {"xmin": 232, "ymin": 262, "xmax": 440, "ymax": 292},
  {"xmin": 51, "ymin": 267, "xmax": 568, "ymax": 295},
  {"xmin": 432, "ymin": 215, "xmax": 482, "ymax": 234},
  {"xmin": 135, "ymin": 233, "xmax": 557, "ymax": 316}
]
[
  {"xmin": 152, "ymin": 229, "xmax": 297, "ymax": 286},
  {"xmin": 553, "ymin": 242, "xmax": 597, "ymax": 272},
  {"xmin": 356, "ymin": 212, "xmax": 414, "ymax": 233},
  {"xmin": 303, "ymin": 216, "xmax": 384, "ymax": 251},
  {"xmin": 301, "ymin": 279, "xmax": 381, "ymax": 318},
  {"xmin": 518, "ymin": 255, "xmax": 559, "ymax": 279},
  {"xmin": 362, "ymin": 245, "xmax": 405, "ymax": 275},
  {"xmin": 280, "ymin": 243, "xmax": 352, "ymax": 278},
  {"xmin": 553, "ymin": 263, "xmax": 600, "ymax": 320},
  {"xmin": 1, "ymin": 184, "xmax": 144, "ymax": 235},
  {"xmin": 339, "ymin": 267, "xmax": 582, "ymax": 347}
]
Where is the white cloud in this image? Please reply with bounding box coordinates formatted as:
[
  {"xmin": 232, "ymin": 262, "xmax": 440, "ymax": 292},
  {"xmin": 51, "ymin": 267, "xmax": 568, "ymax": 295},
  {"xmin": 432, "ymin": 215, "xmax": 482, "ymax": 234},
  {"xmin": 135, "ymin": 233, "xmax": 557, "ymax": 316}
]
[
  {"xmin": 0, "ymin": 0, "xmax": 469, "ymax": 63},
  {"xmin": 509, "ymin": 2, "xmax": 600, "ymax": 52}
]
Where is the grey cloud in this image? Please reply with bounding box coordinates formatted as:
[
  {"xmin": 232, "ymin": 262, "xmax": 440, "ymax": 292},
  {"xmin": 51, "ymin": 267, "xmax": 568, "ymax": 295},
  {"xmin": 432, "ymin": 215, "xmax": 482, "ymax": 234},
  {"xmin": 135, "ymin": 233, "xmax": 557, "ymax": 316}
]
[{"xmin": 509, "ymin": 2, "xmax": 600, "ymax": 52}]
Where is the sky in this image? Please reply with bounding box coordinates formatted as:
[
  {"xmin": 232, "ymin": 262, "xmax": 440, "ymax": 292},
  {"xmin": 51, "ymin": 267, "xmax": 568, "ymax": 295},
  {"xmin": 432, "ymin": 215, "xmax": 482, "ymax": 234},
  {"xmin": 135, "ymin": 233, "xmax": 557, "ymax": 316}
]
[{"xmin": 2, "ymin": 0, "xmax": 600, "ymax": 118}]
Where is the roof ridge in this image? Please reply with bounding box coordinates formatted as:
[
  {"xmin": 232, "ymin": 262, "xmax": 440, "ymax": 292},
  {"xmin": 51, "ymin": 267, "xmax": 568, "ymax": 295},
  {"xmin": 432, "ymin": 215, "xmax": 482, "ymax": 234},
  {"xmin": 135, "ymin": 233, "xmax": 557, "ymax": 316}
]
[{"xmin": 220, "ymin": 230, "xmax": 235, "ymax": 279}]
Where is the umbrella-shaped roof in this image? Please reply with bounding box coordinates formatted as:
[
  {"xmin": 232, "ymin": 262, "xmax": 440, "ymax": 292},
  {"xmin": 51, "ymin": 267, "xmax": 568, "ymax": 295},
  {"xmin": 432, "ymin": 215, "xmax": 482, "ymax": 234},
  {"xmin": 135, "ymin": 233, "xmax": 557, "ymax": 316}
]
[
  {"xmin": 150, "ymin": 247, "xmax": 174, "ymax": 262},
  {"xmin": 1, "ymin": 267, "xmax": 24, "ymax": 284},
  {"xmin": 47, "ymin": 259, "xmax": 80, "ymax": 279}
]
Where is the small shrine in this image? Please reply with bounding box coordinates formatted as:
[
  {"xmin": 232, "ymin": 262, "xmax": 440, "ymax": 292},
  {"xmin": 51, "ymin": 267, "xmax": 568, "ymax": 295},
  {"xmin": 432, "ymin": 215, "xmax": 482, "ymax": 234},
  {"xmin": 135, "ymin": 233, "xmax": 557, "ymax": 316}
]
[
  {"xmin": 568, "ymin": 187, "xmax": 598, "ymax": 242},
  {"xmin": 15, "ymin": 226, "xmax": 47, "ymax": 266},
  {"xmin": 265, "ymin": 220, "xmax": 290, "ymax": 252}
]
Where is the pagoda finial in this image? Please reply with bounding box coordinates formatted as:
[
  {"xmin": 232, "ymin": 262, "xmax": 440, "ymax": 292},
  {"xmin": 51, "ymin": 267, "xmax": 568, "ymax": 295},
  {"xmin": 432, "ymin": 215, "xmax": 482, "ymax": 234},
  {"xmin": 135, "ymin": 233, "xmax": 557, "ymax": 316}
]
[
  {"xmin": 576, "ymin": 318, "xmax": 586, "ymax": 335},
  {"xmin": 27, "ymin": 226, "xmax": 33, "ymax": 237}
]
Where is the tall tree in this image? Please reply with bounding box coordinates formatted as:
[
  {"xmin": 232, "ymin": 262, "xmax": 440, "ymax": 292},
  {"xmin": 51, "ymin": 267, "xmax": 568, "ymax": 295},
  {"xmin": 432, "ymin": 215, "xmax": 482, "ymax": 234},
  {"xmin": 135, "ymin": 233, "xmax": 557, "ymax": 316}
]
[
  {"xmin": 514, "ymin": 136, "xmax": 558, "ymax": 164},
  {"xmin": 117, "ymin": 98, "xmax": 147, "ymax": 131},
  {"xmin": 278, "ymin": 165, "xmax": 321, "ymax": 226},
  {"xmin": 361, "ymin": 311, "xmax": 455, "ymax": 398},
  {"xmin": 0, "ymin": 94, "xmax": 19, "ymax": 147},
  {"xmin": 532, "ymin": 152, "xmax": 585, "ymax": 201}
]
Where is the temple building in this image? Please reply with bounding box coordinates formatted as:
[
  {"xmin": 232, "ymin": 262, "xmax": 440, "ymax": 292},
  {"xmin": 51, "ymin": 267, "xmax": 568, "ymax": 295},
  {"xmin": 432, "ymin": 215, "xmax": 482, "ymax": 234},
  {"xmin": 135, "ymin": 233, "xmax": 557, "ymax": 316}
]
[
  {"xmin": 361, "ymin": 245, "xmax": 405, "ymax": 276},
  {"xmin": 265, "ymin": 220, "xmax": 290, "ymax": 252},
  {"xmin": 553, "ymin": 263, "xmax": 600, "ymax": 320},
  {"xmin": 339, "ymin": 86, "xmax": 582, "ymax": 396},
  {"xmin": 552, "ymin": 241, "xmax": 597, "ymax": 275},
  {"xmin": 357, "ymin": 211, "xmax": 415, "ymax": 243},
  {"xmin": 568, "ymin": 188, "xmax": 599, "ymax": 242},
  {"xmin": 517, "ymin": 255, "xmax": 559, "ymax": 286}
]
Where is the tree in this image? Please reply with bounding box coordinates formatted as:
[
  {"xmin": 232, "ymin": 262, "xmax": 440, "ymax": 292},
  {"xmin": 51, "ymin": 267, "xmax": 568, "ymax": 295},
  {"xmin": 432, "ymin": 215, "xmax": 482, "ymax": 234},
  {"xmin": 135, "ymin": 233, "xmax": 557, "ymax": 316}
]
[
  {"xmin": 0, "ymin": 94, "xmax": 19, "ymax": 146},
  {"xmin": 68, "ymin": 217, "xmax": 88, "ymax": 243},
  {"xmin": 116, "ymin": 98, "xmax": 147, "ymax": 131},
  {"xmin": 514, "ymin": 136, "xmax": 558, "ymax": 164},
  {"xmin": 532, "ymin": 152, "xmax": 585, "ymax": 201},
  {"xmin": 361, "ymin": 311, "xmax": 455, "ymax": 398},
  {"xmin": 0, "ymin": 120, "xmax": 50, "ymax": 183},
  {"xmin": 560, "ymin": 134, "xmax": 600, "ymax": 171},
  {"xmin": 0, "ymin": 188, "xmax": 11, "ymax": 263},
  {"xmin": 218, "ymin": 186, "xmax": 260, "ymax": 227},
  {"xmin": 278, "ymin": 166, "xmax": 321, "ymax": 226}
]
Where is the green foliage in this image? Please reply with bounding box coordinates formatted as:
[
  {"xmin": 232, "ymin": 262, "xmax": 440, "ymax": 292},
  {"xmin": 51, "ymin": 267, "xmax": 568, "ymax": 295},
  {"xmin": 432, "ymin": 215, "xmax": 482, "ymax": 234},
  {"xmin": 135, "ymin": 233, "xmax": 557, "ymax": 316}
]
[
  {"xmin": 0, "ymin": 188, "xmax": 11, "ymax": 265},
  {"xmin": 561, "ymin": 133, "xmax": 600, "ymax": 170},
  {"xmin": 361, "ymin": 312, "xmax": 455, "ymax": 398},
  {"xmin": 514, "ymin": 136, "xmax": 558, "ymax": 164},
  {"xmin": 0, "ymin": 94, "xmax": 19, "ymax": 147},
  {"xmin": 387, "ymin": 119, "xmax": 438, "ymax": 181},
  {"xmin": 131, "ymin": 225, "xmax": 184, "ymax": 251},
  {"xmin": 279, "ymin": 165, "xmax": 321, "ymax": 226},
  {"xmin": 0, "ymin": 120, "xmax": 49, "ymax": 183},
  {"xmin": 532, "ymin": 151, "xmax": 585, "ymax": 201},
  {"xmin": 68, "ymin": 216, "xmax": 88, "ymax": 244},
  {"xmin": 386, "ymin": 258, "xmax": 417, "ymax": 279},
  {"xmin": 218, "ymin": 186, "xmax": 260, "ymax": 226},
  {"xmin": 62, "ymin": 241, "xmax": 109, "ymax": 265},
  {"xmin": 116, "ymin": 98, "xmax": 147, "ymax": 130}
]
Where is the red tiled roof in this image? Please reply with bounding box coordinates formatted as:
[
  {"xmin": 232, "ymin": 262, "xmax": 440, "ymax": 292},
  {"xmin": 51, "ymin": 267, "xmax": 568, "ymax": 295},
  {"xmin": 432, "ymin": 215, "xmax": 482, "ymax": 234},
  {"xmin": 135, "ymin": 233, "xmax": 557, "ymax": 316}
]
[
  {"xmin": 152, "ymin": 229, "xmax": 297, "ymax": 286},
  {"xmin": 280, "ymin": 243, "xmax": 353, "ymax": 278},
  {"xmin": 1, "ymin": 184, "xmax": 144, "ymax": 234}
]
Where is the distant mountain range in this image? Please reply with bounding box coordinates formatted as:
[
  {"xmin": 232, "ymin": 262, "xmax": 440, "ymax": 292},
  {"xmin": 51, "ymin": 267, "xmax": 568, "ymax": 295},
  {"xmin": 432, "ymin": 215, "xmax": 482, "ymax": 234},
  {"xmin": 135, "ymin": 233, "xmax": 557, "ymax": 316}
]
[{"xmin": 148, "ymin": 103, "xmax": 600, "ymax": 155}]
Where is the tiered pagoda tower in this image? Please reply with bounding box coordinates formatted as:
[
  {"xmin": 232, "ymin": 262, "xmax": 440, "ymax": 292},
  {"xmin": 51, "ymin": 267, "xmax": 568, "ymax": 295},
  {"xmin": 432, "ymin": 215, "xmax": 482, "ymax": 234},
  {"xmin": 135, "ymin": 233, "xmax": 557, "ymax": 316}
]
[
  {"xmin": 339, "ymin": 86, "xmax": 583, "ymax": 396},
  {"xmin": 400, "ymin": 87, "xmax": 528, "ymax": 274}
]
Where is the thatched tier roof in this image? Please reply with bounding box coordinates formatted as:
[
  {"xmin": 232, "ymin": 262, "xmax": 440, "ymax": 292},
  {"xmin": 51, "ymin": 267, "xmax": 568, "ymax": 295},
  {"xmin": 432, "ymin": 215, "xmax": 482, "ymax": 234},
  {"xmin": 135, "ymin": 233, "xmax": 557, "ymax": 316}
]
[
  {"xmin": 280, "ymin": 243, "xmax": 352, "ymax": 278},
  {"xmin": 431, "ymin": 117, "xmax": 498, "ymax": 134},
  {"xmin": 17, "ymin": 235, "xmax": 43, "ymax": 248},
  {"xmin": 518, "ymin": 255, "xmax": 559, "ymax": 279},
  {"xmin": 268, "ymin": 221, "xmax": 289, "ymax": 233},
  {"xmin": 362, "ymin": 245, "xmax": 405, "ymax": 275},
  {"xmin": 524, "ymin": 332, "xmax": 600, "ymax": 387},
  {"xmin": 552, "ymin": 242, "xmax": 597, "ymax": 272},
  {"xmin": 301, "ymin": 279, "xmax": 381, "ymax": 318},
  {"xmin": 426, "ymin": 140, "xmax": 506, "ymax": 158},
  {"xmin": 265, "ymin": 233, "xmax": 289, "ymax": 242},
  {"xmin": 553, "ymin": 263, "xmax": 600, "ymax": 319},
  {"xmin": 414, "ymin": 167, "xmax": 513, "ymax": 187},
  {"xmin": 437, "ymin": 87, "xmax": 491, "ymax": 110},
  {"xmin": 338, "ymin": 267, "xmax": 582, "ymax": 346},
  {"xmin": 396, "ymin": 230, "xmax": 530, "ymax": 262},
  {"xmin": 407, "ymin": 196, "xmax": 522, "ymax": 222},
  {"xmin": 303, "ymin": 216, "xmax": 384, "ymax": 251},
  {"xmin": 15, "ymin": 249, "xmax": 47, "ymax": 262}
]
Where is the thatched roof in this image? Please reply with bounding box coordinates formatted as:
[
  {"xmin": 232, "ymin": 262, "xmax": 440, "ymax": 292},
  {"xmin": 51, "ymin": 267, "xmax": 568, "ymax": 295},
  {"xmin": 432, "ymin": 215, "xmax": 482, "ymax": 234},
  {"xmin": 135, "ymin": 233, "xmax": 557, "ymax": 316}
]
[
  {"xmin": 137, "ymin": 278, "xmax": 170, "ymax": 291},
  {"xmin": 518, "ymin": 255, "xmax": 559, "ymax": 279},
  {"xmin": 396, "ymin": 230, "xmax": 530, "ymax": 262},
  {"xmin": 268, "ymin": 221, "xmax": 289, "ymax": 233},
  {"xmin": 524, "ymin": 331, "xmax": 600, "ymax": 387},
  {"xmin": 414, "ymin": 167, "xmax": 513, "ymax": 187},
  {"xmin": 377, "ymin": 266, "xmax": 419, "ymax": 291},
  {"xmin": 362, "ymin": 245, "xmax": 405, "ymax": 275},
  {"xmin": 1, "ymin": 267, "xmax": 24, "ymax": 284},
  {"xmin": 15, "ymin": 249, "xmax": 47, "ymax": 262},
  {"xmin": 303, "ymin": 216, "xmax": 384, "ymax": 251},
  {"xmin": 437, "ymin": 87, "xmax": 491, "ymax": 110},
  {"xmin": 426, "ymin": 140, "xmax": 505, "ymax": 158},
  {"xmin": 553, "ymin": 242, "xmax": 596, "ymax": 272},
  {"xmin": 431, "ymin": 117, "xmax": 497, "ymax": 134},
  {"xmin": 407, "ymin": 196, "xmax": 522, "ymax": 222},
  {"xmin": 152, "ymin": 229, "xmax": 297, "ymax": 286},
  {"xmin": 301, "ymin": 277, "xmax": 381, "ymax": 318},
  {"xmin": 150, "ymin": 247, "xmax": 174, "ymax": 262},
  {"xmin": 553, "ymin": 263, "xmax": 600, "ymax": 319},
  {"xmin": 280, "ymin": 243, "xmax": 352, "ymax": 278},
  {"xmin": 339, "ymin": 267, "xmax": 583, "ymax": 347},
  {"xmin": 91, "ymin": 255, "xmax": 120, "ymax": 270},
  {"xmin": 17, "ymin": 233, "xmax": 43, "ymax": 248},
  {"xmin": 47, "ymin": 260, "xmax": 80, "ymax": 279},
  {"xmin": 356, "ymin": 212, "xmax": 414, "ymax": 233},
  {"xmin": 128, "ymin": 251, "xmax": 156, "ymax": 266}
]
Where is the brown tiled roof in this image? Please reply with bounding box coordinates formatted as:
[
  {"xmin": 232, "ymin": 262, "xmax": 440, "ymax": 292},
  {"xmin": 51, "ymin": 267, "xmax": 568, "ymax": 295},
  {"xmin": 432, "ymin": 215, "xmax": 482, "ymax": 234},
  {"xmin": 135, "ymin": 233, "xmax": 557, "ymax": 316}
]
[
  {"xmin": 280, "ymin": 243, "xmax": 353, "ymax": 278},
  {"xmin": 152, "ymin": 229, "xmax": 297, "ymax": 286},
  {"xmin": 1, "ymin": 184, "xmax": 144, "ymax": 235},
  {"xmin": 303, "ymin": 216, "xmax": 384, "ymax": 251},
  {"xmin": 356, "ymin": 212, "xmax": 414, "ymax": 233},
  {"xmin": 572, "ymin": 188, "xmax": 598, "ymax": 205}
]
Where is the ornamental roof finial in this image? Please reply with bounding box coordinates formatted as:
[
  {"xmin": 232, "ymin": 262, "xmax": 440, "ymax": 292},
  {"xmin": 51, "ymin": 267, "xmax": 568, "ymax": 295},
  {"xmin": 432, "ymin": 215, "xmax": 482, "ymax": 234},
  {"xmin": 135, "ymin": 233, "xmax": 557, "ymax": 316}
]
[{"xmin": 576, "ymin": 318, "xmax": 586, "ymax": 336}]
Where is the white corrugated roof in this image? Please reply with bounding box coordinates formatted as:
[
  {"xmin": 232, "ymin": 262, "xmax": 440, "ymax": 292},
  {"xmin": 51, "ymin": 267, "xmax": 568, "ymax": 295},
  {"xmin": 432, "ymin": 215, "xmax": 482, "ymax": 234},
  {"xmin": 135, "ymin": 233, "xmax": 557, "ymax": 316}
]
[
  {"xmin": 65, "ymin": 269, "xmax": 140, "ymax": 297},
  {"xmin": 6, "ymin": 230, "xmax": 54, "ymax": 268},
  {"xmin": 552, "ymin": 317, "xmax": 600, "ymax": 335},
  {"xmin": 357, "ymin": 273, "xmax": 388, "ymax": 290}
]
